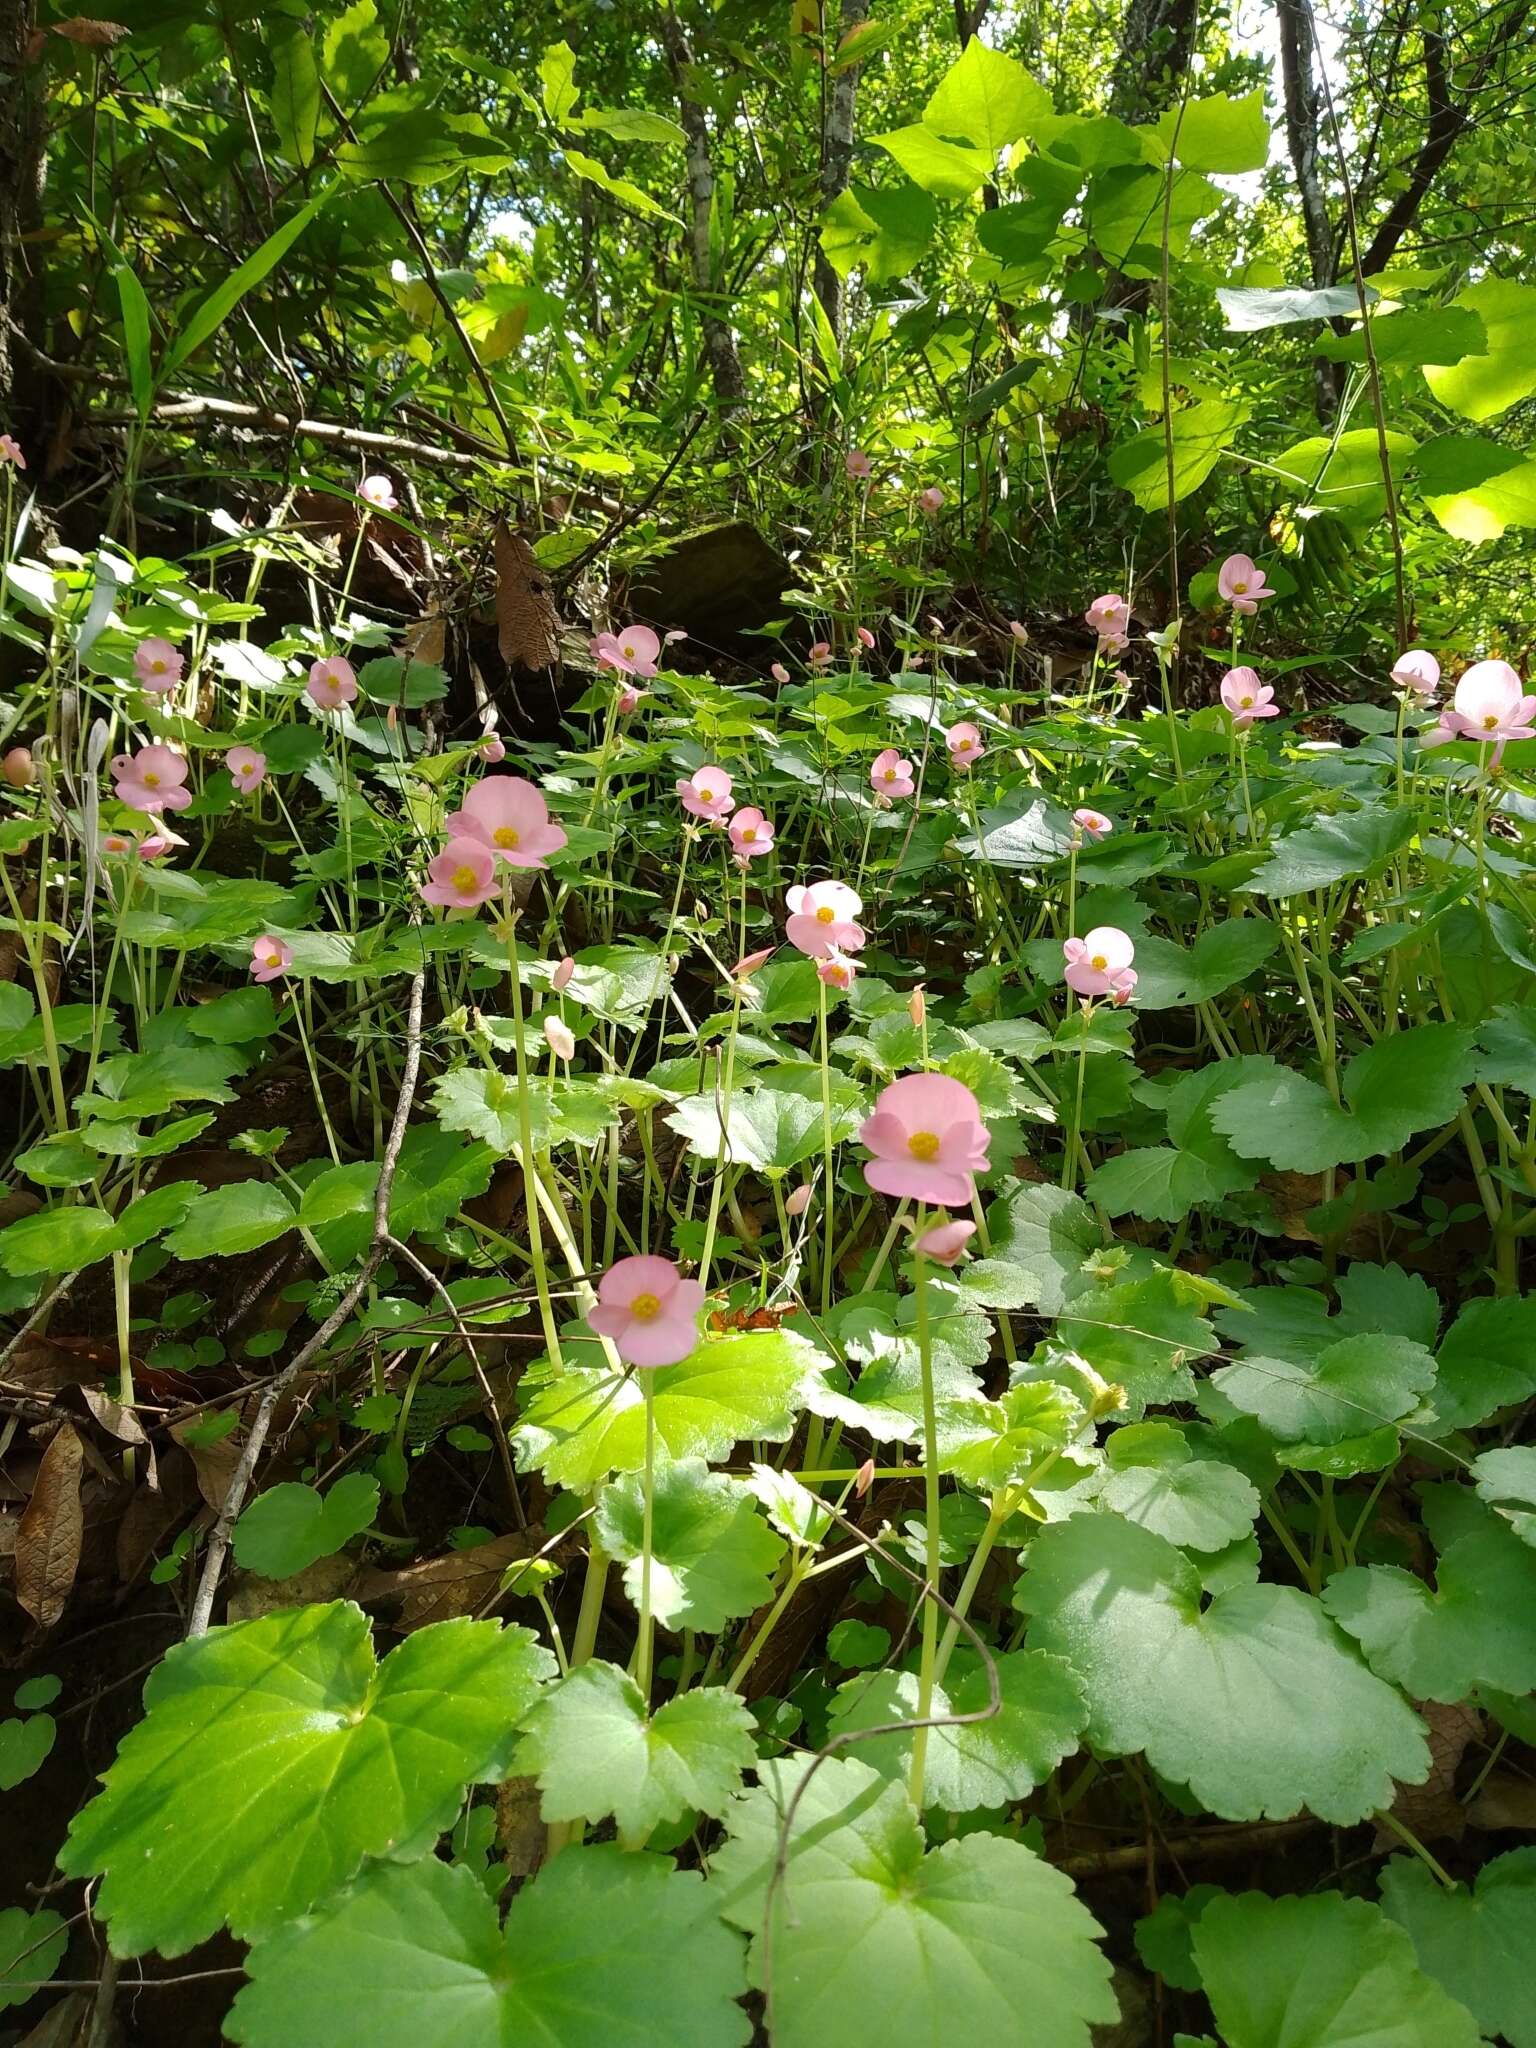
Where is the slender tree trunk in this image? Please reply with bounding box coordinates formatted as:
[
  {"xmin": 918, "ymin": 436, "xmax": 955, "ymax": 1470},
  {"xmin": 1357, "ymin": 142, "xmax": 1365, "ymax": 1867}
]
[
  {"xmin": 1106, "ymin": 0, "xmax": 1199, "ymax": 125},
  {"xmin": 660, "ymin": 8, "xmax": 746, "ymax": 418},
  {"xmin": 1276, "ymin": 0, "xmax": 1345, "ymax": 418},
  {"xmin": 811, "ymin": 0, "xmax": 871, "ymax": 340},
  {"xmin": 0, "ymin": 0, "xmax": 46, "ymax": 432}
]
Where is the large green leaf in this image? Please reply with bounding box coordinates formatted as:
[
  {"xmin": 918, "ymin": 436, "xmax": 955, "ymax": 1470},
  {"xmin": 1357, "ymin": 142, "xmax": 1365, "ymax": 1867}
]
[
  {"xmin": 0, "ymin": 1906, "xmax": 67, "ymax": 2012},
  {"xmin": 826, "ymin": 1649, "xmax": 1087, "ymax": 1811},
  {"xmin": 1243, "ymin": 807, "xmax": 1416, "ymax": 896},
  {"xmin": 518, "ymin": 1661, "xmax": 755, "ymax": 1843},
  {"xmin": 871, "ymin": 124, "xmax": 992, "ymax": 197},
  {"xmin": 594, "ymin": 1459, "xmax": 785, "ymax": 1632},
  {"xmin": 1415, "ymin": 435, "xmax": 1536, "ymax": 542},
  {"xmin": 711, "ymin": 1756, "xmax": 1117, "ymax": 2047},
  {"xmin": 1433, "ymin": 1293, "xmax": 1536, "ymax": 1427},
  {"xmin": 1425, "ymin": 277, "xmax": 1536, "ymax": 421},
  {"xmin": 1270, "ymin": 427, "xmax": 1417, "ymax": 525},
  {"xmin": 1211, "ymin": 1333, "xmax": 1437, "ymax": 1447},
  {"xmin": 1153, "ymin": 89, "xmax": 1268, "ymax": 173},
  {"xmin": 58, "ymin": 1603, "xmax": 554, "ymax": 1955},
  {"xmin": 820, "ymin": 182, "xmax": 936, "ymax": 284},
  {"xmin": 232, "ymin": 1475, "xmax": 380, "ymax": 1578},
  {"xmin": 1381, "ymin": 1848, "xmax": 1536, "ymax": 2048},
  {"xmin": 664, "ymin": 1085, "xmax": 859, "ymax": 1171},
  {"xmin": 227, "ymin": 1849, "xmax": 749, "ymax": 2048},
  {"xmin": 803, "ymin": 1283, "xmax": 991, "ymax": 1442},
  {"xmin": 1130, "ymin": 920, "xmax": 1279, "ymax": 1008},
  {"xmin": 1191, "ymin": 1891, "xmax": 1480, "ymax": 2048},
  {"xmin": 1108, "ymin": 400, "xmax": 1246, "ymax": 512},
  {"xmin": 1087, "ymin": 1058, "xmax": 1269, "ymax": 1223},
  {"xmin": 980, "ymin": 1182, "xmax": 1103, "ymax": 1315},
  {"xmin": 162, "ymin": 192, "xmax": 331, "ymax": 379},
  {"xmin": 512, "ymin": 1330, "xmax": 821, "ymax": 1490},
  {"xmin": 1472, "ymin": 1446, "xmax": 1536, "ymax": 1547},
  {"xmin": 1099, "ymin": 1423, "xmax": 1260, "ymax": 1549},
  {"xmin": 1018, "ymin": 1513, "xmax": 1429, "ymax": 1822},
  {"xmin": 923, "ymin": 37, "xmax": 1051, "ymax": 153}
]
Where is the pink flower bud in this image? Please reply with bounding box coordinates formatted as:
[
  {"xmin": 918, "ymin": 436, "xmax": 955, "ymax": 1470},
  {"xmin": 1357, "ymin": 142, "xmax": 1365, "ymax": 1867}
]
[
  {"xmin": 908, "ymin": 985, "xmax": 926, "ymax": 1028},
  {"xmin": 856, "ymin": 626, "xmax": 876, "ymax": 650},
  {"xmin": 552, "ymin": 955, "xmax": 576, "ymax": 992},
  {"xmin": 2, "ymin": 746, "xmax": 35, "ymax": 789},
  {"xmin": 912, "ymin": 1218, "xmax": 977, "ymax": 1266},
  {"xmin": 854, "ymin": 1457, "xmax": 876, "ymax": 1497},
  {"xmin": 543, "ymin": 1014, "xmax": 576, "ymax": 1061},
  {"xmin": 785, "ymin": 1182, "xmax": 813, "ymax": 1218},
  {"xmin": 732, "ymin": 947, "xmax": 774, "ymax": 981},
  {"xmin": 481, "ymin": 736, "xmax": 506, "ymax": 762},
  {"xmin": 771, "ymin": 662, "xmax": 791, "ymax": 684}
]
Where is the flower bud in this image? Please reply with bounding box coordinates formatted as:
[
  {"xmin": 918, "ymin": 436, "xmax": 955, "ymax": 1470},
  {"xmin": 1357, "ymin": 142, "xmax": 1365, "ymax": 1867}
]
[
  {"xmin": 732, "ymin": 947, "xmax": 774, "ymax": 981},
  {"xmin": 2, "ymin": 747, "xmax": 35, "ymax": 789},
  {"xmin": 543, "ymin": 1015, "xmax": 575, "ymax": 1061},
  {"xmin": 784, "ymin": 1181, "xmax": 813, "ymax": 1218},
  {"xmin": 908, "ymin": 984, "xmax": 926, "ymax": 1028},
  {"xmin": 481, "ymin": 735, "xmax": 506, "ymax": 762},
  {"xmin": 552, "ymin": 955, "xmax": 576, "ymax": 992},
  {"xmin": 854, "ymin": 1458, "xmax": 876, "ymax": 1497}
]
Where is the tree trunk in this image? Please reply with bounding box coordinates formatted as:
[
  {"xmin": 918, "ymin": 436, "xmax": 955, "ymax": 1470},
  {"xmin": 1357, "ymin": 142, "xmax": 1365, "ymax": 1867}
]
[
  {"xmin": 660, "ymin": 9, "xmax": 746, "ymax": 418},
  {"xmin": 811, "ymin": 0, "xmax": 871, "ymax": 341},
  {"xmin": 1106, "ymin": 0, "xmax": 1199, "ymax": 125},
  {"xmin": 0, "ymin": 0, "xmax": 46, "ymax": 436},
  {"xmin": 1275, "ymin": 0, "xmax": 1334, "ymax": 288}
]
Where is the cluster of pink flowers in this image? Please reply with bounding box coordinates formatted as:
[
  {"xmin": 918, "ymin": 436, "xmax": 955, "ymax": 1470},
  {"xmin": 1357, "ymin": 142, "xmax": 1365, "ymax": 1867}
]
[
  {"xmin": 1085, "ymin": 593, "xmax": 1130, "ymax": 655},
  {"xmin": 1421, "ymin": 660, "xmax": 1535, "ymax": 754},
  {"xmin": 1217, "ymin": 553, "xmax": 1274, "ymax": 614},
  {"xmin": 1064, "ymin": 924, "xmax": 1137, "ymax": 1005},
  {"xmin": 111, "ymin": 744, "xmax": 192, "ymax": 814},
  {"xmin": 420, "ymin": 775, "xmax": 568, "ymax": 912},
  {"xmin": 1220, "ymin": 666, "xmax": 1281, "ymax": 731},
  {"xmin": 786, "ymin": 879, "xmax": 865, "ymax": 995}
]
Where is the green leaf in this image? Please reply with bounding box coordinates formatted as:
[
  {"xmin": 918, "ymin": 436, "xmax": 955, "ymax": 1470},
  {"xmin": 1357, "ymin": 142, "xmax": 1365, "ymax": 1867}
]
[
  {"xmin": 518, "ymin": 1661, "xmax": 755, "ymax": 1842},
  {"xmin": 112, "ymin": 255, "xmax": 155, "ymax": 421},
  {"xmin": 827, "ymin": 1649, "xmax": 1087, "ymax": 1812},
  {"xmin": 1415, "ymin": 434, "xmax": 1536, "ymax": 542},
  {"xmin": 1270, "ymin": 428, "xmax": 1418, "ymax": 526},
  {"xmin": 270, "ymin": 21, "xmax": 320, "ymax": 168},
  {"xmin": 1425, "ymin": 277, "xmax": 1536, "ymax": 421},
  {"xmin": 664, "ymin": 1085, "xmax": 858, "ymax": 1172},
  {"xmin": 1319, "ymin": 304, "xmax": 1486, "ymax": 368},
  {"xmin": 1108, "ymin": 400, "xmax": 1246, "ymax": 512},
  {"xmin": 1087, "ymin": 1058, "xmax": 1270, "ymax": 1224},
  {"xmin": 747, "ymin": 1461, "xmax": 832, "ymax": 1549},
  {"xmin": 579, "ymin": 107, "xmax": 686, "ymax": 146},
  {"xmin": 1323, "ymin": 1497, "xmax": 1536, "ymax": 1702},
  {"xmin": 163, "ymin": 1178, "xmax": 297, "ymax": 1258},
  {"xmin": 512, "ymin": 1329, "xmax": 821, "ymax": 1491},
  {"xmin": 595, "ymin": 1459, "xmax": 785, "ymax": 1632},
  {"xmin": 1217, "ymin": 283, "xmax": 1373, "ymax": 330},
  {"xmin": 227, "ymin": 1849, "xmax": 749, "ymax": 2048},
  {"xmin": 232, "ymin": 1475, "xmax": 380, "ymax": 1578},
  {"xmin": 967, "ymin": 795, "xmax": 1076, "ymax": 867},
  {"xmin": 923, "ymin": 38, "xmax": 1051, "ymax": 153},
  {"xmin": 1381, "ymin": 1848, "xmax": 1536, "ymax": 2048},
  {"xmin": 820, "ymin": 182, "xmax": 937, "ymax": 284},
  {"xmin": 162, "ymin": 192, "xmax": 331, "ymax": 381},
  {"xmin": 539, "ymin": 39, "xmax": 580, "ymax": 124},
  {"xmin": 1211, "ymin": 1334, "xmax": 1437, "ymax": 1447},
  {"xmin": 1472, "ymin": 1447, "xmax": 1536, "ymax": 1547},
  {"xmin": 0, "ymin": 1713, "xmax": 55, "ymax": 1789},
  {"xmin": 1130, "ymin": 920, "xmax": 1278, "ymax": 1008},
  {"xmin": 1434, "ymin": 1293, "xmax": 1536, "ymax": 1427},
  {"xmin": 1051, "ymin": 1267, "xmax": 1211, "ymax": 1414},
  {"xmin": 1191, "ymin": 1890, "xmax": 1480, "ymax": 2048},
  {"xmin": 58, "ymin": 1603, "xmax": 554, "ymax": 1955},
  {"xmin": 184, "ymin": 985, "xmax": 280, "ymax": 1045},
  {"xmin": 1090, "ymin": 165, "xmax": 1220, "ymax": 270},
  {"xmin": 981, "ymin": 1182, "xmax": 1103, "ymax": 1314},
  {"xmin": 1153, "ymin": 89, "xmax": 1268, "ymax": 172},
  {"xmin": 1134, "ymin": 1887, "xmax": 1222, "ymax": 1992},
  {"xmin": 938, "ymin": 1380, "xmax": 1091, "ymax": 1495},
  {"xmin": 1209, "ymin": 1027, "xmax": 1476, "ymax": 1173},
  {"xmin": 1018, "ymin": 1514, "xmax": 1430, "ymax": 1822},
  {"xmin": 871, "ymin": 123, "xmax": 994, "ymax": 197},
  {"xmin": 1243, "ymin": 807, "xmax": 1415, "ymax": 896},
  {"xmin": 0, "ymin": 1204, "xmax": 123, "ymax": 1277},
  {"xmin": 826, "ymin": 1619, "xmax": 890, "ymax": 1667},
  {"xmin": 322, "ymin": 0, "xmax": 389, "ymax": 99},
  {"xmin": 0, "ymin": 1906, "xmax": 67, "ymax": 2013},
  {"xmin": 562, "ymin": 148, "xmax": 678, "ymax": 222},
  {"xmin": 711, "ymin": 1756, "xmax": 1117, "ymax": 2047},
  {"xmin": 1100, "ymin": 1424, "xmax": 1260, "ymax": 1550},
  {"xmin": 804, "ymin": 1284, "xmax": 991, "ymax": 1442}
]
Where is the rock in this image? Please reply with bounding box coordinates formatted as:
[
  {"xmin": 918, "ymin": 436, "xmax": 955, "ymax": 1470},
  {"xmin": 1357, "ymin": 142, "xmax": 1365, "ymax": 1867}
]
[{"xmin": 621, "ymin": 521, "xmax": 798, "ymax": 657}]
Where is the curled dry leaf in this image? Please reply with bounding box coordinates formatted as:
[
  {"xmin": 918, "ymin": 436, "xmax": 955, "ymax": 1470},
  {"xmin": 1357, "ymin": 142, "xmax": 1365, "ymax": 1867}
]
[
  {"xmin": 353, "ymin": 1527, "xmax": 571, "ymax": 1632},
  {"xmin": 493, "ymin": 524, "xmax": 560, "ymax": 671},
  {"xmin": 16, "ymin": 1422, "xmax": 85, "ymax": 1630},
  {"xmin": 51, "ymin": 16, "xmax": 132, "ymax": 43},
  {"xmin": 1374, "ymin": 1698, "xmax": 1484, "ymax": 1847}
]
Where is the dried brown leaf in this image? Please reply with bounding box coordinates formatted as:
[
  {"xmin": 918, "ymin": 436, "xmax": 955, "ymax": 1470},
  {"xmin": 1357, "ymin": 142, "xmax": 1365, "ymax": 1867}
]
[
  {"xmin": 16, "ymin": 1421, "xmax": 85, "ymax": 1629},
  {"xmin": 494, "ymin": 525, "xmax": 560, "ymax": 671},
  {"xmin": 494, "ymin": 1775, "xmax": 547, "ymax": 1875},
  {"xmin": 6, "ymin": 1333, "xmax": 120, "ymax": 1393},
  {"xmin": 115, "ymin": 1447, "xmax": 199, "ymax": 1586},
  {"xmin": 353, "ymin": 1528, "xmax": 565, "ymax": 1632},
  {"xmin": 227, "ymin": 1551, "xmax": 358, "ymax": 1624},
  {"xmin": 1467, "ymin": 1771, "xmax": 1536, "ymax": 1831},
  {"xmin": 1375, "ymin": 1698, "xmax": 1483, "ymax": 1846},
  {"xmin": 168, "ymin": 1416, "xmax": 241, "ymax": 1513},
  {"xmin": 51, "ymin": 16, "xmax": 131, "ymax": 43},
  {"xmin": 402, "ymin": 611, "xmax": 447, "ymax": 666}
]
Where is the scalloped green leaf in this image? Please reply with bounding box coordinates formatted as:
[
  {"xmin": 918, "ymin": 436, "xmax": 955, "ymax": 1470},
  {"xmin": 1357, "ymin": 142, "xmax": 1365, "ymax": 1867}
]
[
  {"xmin": 594, "ymin": 1459, "xmax": 785, "ymax": 1632},
  {"xmin": 1380, "ymin": 1848, "xmax": 1536, "ymax": 2048}
]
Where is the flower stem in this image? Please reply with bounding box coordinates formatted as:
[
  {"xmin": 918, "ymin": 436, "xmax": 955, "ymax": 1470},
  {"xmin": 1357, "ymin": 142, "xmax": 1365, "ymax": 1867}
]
[
  {"xmin": 507, "ymin": 911, "xmax": 564, "ymax": 1370},
  {"xmin": 907, "ymin": 1223, "xmax": 943, "ymax": 1812},
  {"xmin": 636, "ymin": 1376, "xmax": 657, "ymax": 1703},
  {"xmin": 816, "ymin": 974, "xmax": 836, "ymax": 1315}
]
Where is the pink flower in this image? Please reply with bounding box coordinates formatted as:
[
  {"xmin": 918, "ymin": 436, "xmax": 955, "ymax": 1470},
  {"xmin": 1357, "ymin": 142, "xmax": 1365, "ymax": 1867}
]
[
  {"xmin": 784, "ymin": 1182, "xmax": 813, "ymax": 1218},
  {"xmin": 225, "ymin": 745, "xmax": 267, "ymax": 794},
  {"xmin": 1220, "ymin": 666, "xmax": 1280, "ymax": 730},
  {"xmin": 919, "ymin": 486, "xmax": 944, "ymax": 514},
  {"xmin": 859, "ymin": 1072, "xmax": 991, "ymax": 1209},
  {"xmin": 1418, "ymin": 715, "xmax": 1464, "ymax": 750},
  {"xmin": 481, "ymin": 736, "xmax": 506, "ymax": 762},
  {"xmin": 817, "ymin": 948, "xmax": 858, "ymax": 993},
  {"xmin": 543, "ymin": 1014, "xmax": 575, "ymax": 1061},
  {"xmin": 856, "ymin": 625, "xmax": 876, "ymax": 651},
  {"xmin": 250, "ymin": 934, "xmax": 293, "ymax": 982},
  {"xmin": 111, "ymin": 744, "xmax": 192, "ymax": 814},
  {"xmin": 1073, "ymin": 807, "xmax": 1112, "ymax": 840},
  {"xmin": 100, "ymin": 830, "xmax": 137, "ymax": 857},
  {"xmin": 1452, "ymin": 660, "xmax": 1536, "ymax": 744},
  {"xmin": 1217, "ymin": 553, "xmax": 1274, "ymax": 615},
  {"xmin": 0, "ymin": 434, "xmax": 25, "ymax": 470},
  {"xmin": 616, "ymin": 684, "xmax": 643, "ymax": 716},
  {"xmin": 785, "ymin": 879, "xmax": 865, "ymax": 959},
  {"xmin": 947, "ymin": 721, "xmax": 985, "ymax": 769},
  {"xmin": 845, "ymin": 450, "xmax": 872, "ymax": 480},
  {"xmin": 552, "ymin": 955, "xmax": 576, "ymax": 992},
  {"xmin": 1063, "ymin": 925, "xmax": 1136, "ymax": 1000},
  {"xmin": 770, "ymin": 662, "xmax": 791, "ymax": 685},
  {"xmin": 732, "ymin": 947, "xmax": 775, "ymax": 980},
  {"xmin": 359, "ymin": 475, "xmax": 397, "ymax": 511},
  {"xmin": 592, "ymin": 625, "xmax": 660, "ymax": 678},
  {"xmin": 729, "ymin": 806, "xmax": 775, "ymax": 863},
  {"xmin": 307, "ymin": 657, "xmax": 358, "ymax": 712},
  {"xmin": 446, "ymin": 776, "xmax": 568, "ymax": 868},
  {"xmin": 2, "ymin": 746, "xmax": 34, "ymax": 788},
  {"xmin": 808, "ymin": 642, "xmax": 833, "ymax": 672},
  {"xmin": 912, "ymin": 1218, "xmax": 976, "ymax": 1265},
  {"xmin": 134, "ymin": 638, "xmax": 184, "ymax": 693},
  {"xmin": 586, "ymin": 1253, "xmax": 705, "ymax": 1368},
  {"xmin": 1085, "ymin": 594, "xmax": 1130, "ymax": 643},
  {"xmin": 421, "ymin": 835, "xmax": 498, "ymax": 910},
  {"xmin": 136, "ymin": 823, "xmax": 185, "ymax": 862},
  {"xmin": 870, "ymin": 747, "xmax": 915, "ymax": 802},
  {"xmin": 1008, "ymin": 621, "xmax": 1029, "ymax": 644},
  {"xmin": 676, "ymin": 765, "xmax": 735, "ymax": 823},
  {"xmin": 1392, "ymin": 649, "xmax": 1440, "ymax": 699}
]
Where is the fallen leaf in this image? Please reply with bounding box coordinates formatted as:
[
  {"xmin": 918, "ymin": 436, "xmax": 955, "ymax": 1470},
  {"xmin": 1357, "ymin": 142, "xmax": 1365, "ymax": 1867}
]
[
  {"xmin": 227, "ymin": 1550, "xmax": 358, "ymax": 1623},
  {"xmin": 494, "ymin": 1774, "xmax": 547, "ymax": 1875},
  {"xmin": 1466, "ymin": 1771, "xmax": 1536, "ymax": 1832},
  {"xmin": 1375, "ymin": 1698, "xmax": 1483, "ymax": 1846},
  {"xmin": 353, "ymin": 1528, "xmax": 566, "ymax": 1631},
  {"xmin": 494, "ymin": 524, "xmax": 560, "ymax": 671},
  {"xmin": 16, "ymin": 1422, "xmax": 85, "ymax": 1629},
  {"xmin": 402, "ymin": 611, "xmax": 447, "ymax": 666},
  {"xmin": 51, "ymin": 17, "xmax": 131, "ymax": 44},
  {"xmin": 168, "ymin": 1415, "xmax": 241, "ymax": 1513}
]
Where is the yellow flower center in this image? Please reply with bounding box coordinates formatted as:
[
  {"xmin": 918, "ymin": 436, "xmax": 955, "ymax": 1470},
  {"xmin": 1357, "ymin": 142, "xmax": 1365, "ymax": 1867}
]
[
  {"xmin": 1239, "ymin": 694, "xmax": 1254, "ymax": 708},
  {"xmin": 263, "ymin": 950, "xmax": 282, "ymax": 968},
  {"xmin": 815, "ymin": 904, "xmax": 836, "ymax": 923},
  {"xmin": 1484, "ymin": 714, "xmax": 1499, "ymax": 731},
  {"xmin": 493, "ymin": 826, "xmax": 521, "ymax": 849},
  {"xmin": 1091, "ymin": 954, "xmax": 1108, "ymax": 971},
  {"xmin": 622, "ymin": 642, "xmax": 637, "ymax": 659},
  {"xmin": 742, "ymin": 827, "xmax": 757, "ymax": 842},
  {"xmin": 883, "ymin": 768, "xmax": 897, "ymax": 782},
  {"xmin": 151, "ymin": 658, "xmax": 166, "ymax": 674},
  {"xmin": 907, "ymin": 1130, "xmax": 940, "ymax": 1161},
  {"xmin": 144, "ymin": 771, "xmax": 160, "ymax": 787},
  {"xmin": 631, "ymin": 1292, "xmax": 661, "ymax": 1321},
  {"xmin": 452, "ymin": 865, "xmax": 479, "ymax": 893},
  {"xmin": 1233, "ymin": 580, "xmax": 1248, "ymax": 594},
  {"xmin": 698, "ymin": 785, "xmax": 714, "ymax": 802}
]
